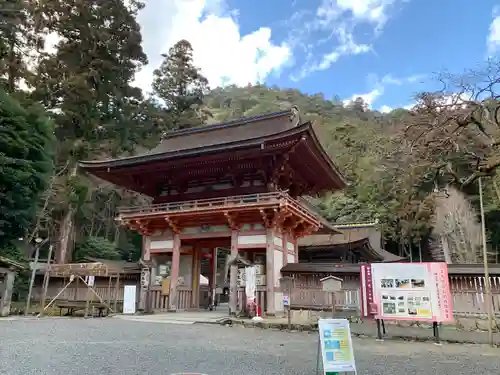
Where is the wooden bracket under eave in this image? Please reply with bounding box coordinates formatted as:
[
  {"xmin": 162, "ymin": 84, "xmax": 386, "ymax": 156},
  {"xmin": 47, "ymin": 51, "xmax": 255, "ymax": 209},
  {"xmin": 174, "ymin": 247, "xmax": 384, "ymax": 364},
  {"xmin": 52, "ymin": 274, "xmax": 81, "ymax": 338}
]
[
  {"xmin": 260, "ymin": 208, "xmax": 277, "ymax": 228},
  {"xmin": 272, "ymin": 209, "xmax": 292, "ymax": 228},
  {"xmin": 224, "ymin": 211, "xmax": 242, "ymax": 230},
  {"xmin": 165, "ymin": 216, "xmax": 181, "ymax": 234}
]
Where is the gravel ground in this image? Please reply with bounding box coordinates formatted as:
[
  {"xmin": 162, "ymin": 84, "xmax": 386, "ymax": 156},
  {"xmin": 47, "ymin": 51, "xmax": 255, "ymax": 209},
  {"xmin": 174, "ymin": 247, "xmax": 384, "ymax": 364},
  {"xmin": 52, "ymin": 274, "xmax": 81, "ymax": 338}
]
[{"xmin": 1, "ymin": 318, "xmax": 499, "ymax": 375}]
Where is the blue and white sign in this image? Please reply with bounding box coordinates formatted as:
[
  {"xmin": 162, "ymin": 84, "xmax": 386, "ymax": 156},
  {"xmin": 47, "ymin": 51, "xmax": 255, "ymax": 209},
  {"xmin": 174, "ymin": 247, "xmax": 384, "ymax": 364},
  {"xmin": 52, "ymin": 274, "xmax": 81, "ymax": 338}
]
[
  {"xmin": 283, "ymin": 295, "xmax": 290, "ymax": 306},
  {"xmin": 318, "ymin": 319, "xmax": 356, "ymax": 374}
]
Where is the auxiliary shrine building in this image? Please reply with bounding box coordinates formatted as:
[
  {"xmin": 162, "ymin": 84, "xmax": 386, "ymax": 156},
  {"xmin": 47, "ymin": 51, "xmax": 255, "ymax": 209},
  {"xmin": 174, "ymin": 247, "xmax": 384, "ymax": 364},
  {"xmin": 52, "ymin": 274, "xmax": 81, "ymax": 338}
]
[{"xmin": 79, "ymin": 107, "xmax": 347, "ymax": 315}]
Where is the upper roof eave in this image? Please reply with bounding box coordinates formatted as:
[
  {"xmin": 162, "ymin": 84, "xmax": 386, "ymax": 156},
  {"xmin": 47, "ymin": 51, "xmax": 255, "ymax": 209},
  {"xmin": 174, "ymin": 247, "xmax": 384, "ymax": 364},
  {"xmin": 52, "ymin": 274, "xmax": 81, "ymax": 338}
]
[
  {"xmin": 79, "ymin": 108, "xmax": 298, "ymax": 169},
  {"xmin": 307, "ymin": 122, "xmax": 348, "ymax": 189},
  {"xmin": 161, "ymin": 108, "xmax": 296, "ymax": 140},
  {"xmin": 79, "ymin": 121, "xmax": 346, "ymax": 189}
]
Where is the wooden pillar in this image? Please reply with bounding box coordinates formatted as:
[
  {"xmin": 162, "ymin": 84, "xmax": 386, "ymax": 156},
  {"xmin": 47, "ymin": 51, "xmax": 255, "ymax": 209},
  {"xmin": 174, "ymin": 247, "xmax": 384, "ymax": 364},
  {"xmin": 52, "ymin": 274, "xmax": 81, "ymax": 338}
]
[
  {"xmin": 266, "ymin": 228, "xmax": 275, "ymax": 315},
  {"xmin": 282, "ymin": 232, "xmax": 288, "ymax": 266},
  {"xmin": 143, "ymin": 235, "xmax": 151, "ymax": 261},
  {"xmin": 191, "ymin": 247, "xmax": 200, "ymax": 308},
  {"xmin": 0, "ymin": 271, "xmax": 15, "ymax": 317},
  {"xmin": 229, "ymin": 230, "xmax": 238, "ymax": 315},
  {"xmin": 294, "ymin": 237, "xmax": 299, "ymax": 263},
  {"xmin": 113, "ymin": 274, "xmax": 120, "ymax": 312},
  {"xmin": 139, "ymin": 267, "xmax": 150, "ymax": 312},
  {"xmin": 209, "ymin": 248, "xmax": 215, "ymax": 290},
  {"xmin": 168, "ymin": 233, "xmax": 181, "ymax": 311},
  {"xmin": 139, "ymin": 235, "xmax": 151, "ymax": 312}
]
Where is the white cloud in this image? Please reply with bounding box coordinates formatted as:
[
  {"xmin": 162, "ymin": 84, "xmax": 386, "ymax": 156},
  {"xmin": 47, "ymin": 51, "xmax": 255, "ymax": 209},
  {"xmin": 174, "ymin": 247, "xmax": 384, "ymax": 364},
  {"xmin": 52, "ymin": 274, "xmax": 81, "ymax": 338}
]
[
  {"xmin": 134, "ymin": 0, "xmax": 291, "ymax": 94},
  {"xmin": 291, "ymin": 25, "xmax": 371, "ymax": 80},
  {"xmin": 380, "ymin": 73, "xmax": 425, "ymax": 85},
  {"xmin": 487, "ymin": 7, "xmax": 500, "ymax": 55},
  {"xmin": 379, "ymin": 103, "xmax": 415, "ymax": 112},
  {"xmin": 343, "ymin": 72, "xmax": 424, "ymax": 110},
  {"xmin": 317, "ymin": 0, "xmax": 400, "ymax": 31},
  {"xmin": 291, "ymin": 0, "xmax": 407, "ymax": 80},
  {"xmin": 343, "ymin": 88, "xmax": 383, "ymax": 108}
]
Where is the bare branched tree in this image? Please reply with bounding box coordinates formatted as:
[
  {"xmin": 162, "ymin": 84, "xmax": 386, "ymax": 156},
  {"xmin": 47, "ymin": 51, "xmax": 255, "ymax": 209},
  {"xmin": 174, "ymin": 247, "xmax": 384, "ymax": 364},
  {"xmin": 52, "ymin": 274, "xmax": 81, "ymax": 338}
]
[
  {"xmin": 432, "ymin": 187, "xmax": 482, "ymax": 263},
  {"xmin": 404, "ymin": 60, "xmax": 500, "ymax": 188}
]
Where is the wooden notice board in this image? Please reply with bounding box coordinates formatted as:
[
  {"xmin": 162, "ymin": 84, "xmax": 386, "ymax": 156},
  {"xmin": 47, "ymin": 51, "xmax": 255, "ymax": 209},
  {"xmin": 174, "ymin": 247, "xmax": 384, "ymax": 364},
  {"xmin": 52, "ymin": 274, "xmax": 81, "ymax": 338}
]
[{"xmin": 161, "ymin": 278, "xmax": 170, "ymax": 295}]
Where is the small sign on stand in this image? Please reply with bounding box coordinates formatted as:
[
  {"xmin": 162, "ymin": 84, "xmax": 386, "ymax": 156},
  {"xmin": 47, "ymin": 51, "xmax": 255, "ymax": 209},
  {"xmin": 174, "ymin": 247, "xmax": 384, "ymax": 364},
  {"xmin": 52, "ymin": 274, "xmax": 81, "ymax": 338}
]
[
  {"xmin": 279, "ymin": 277, "xmax": 293, "ymax": 331},
  {"xmin": 316, "ymin": 318, "xmax": 357, "ymax": 375}
]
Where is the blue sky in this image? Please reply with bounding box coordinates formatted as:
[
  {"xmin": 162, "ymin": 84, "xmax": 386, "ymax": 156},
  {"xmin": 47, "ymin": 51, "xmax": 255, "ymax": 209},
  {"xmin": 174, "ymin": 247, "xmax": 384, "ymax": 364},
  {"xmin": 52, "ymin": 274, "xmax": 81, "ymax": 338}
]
[{"xmin": 136, "ymin": 0, "xmax": 500, "ymax": 112}]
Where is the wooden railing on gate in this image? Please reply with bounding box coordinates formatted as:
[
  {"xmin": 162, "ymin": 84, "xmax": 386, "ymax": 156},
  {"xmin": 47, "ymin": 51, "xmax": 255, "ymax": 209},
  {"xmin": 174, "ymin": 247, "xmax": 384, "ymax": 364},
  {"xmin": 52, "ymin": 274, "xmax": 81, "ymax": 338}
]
[{"xmin": 118, "ymin": 191, "xmax": 320, "ymax": 224}]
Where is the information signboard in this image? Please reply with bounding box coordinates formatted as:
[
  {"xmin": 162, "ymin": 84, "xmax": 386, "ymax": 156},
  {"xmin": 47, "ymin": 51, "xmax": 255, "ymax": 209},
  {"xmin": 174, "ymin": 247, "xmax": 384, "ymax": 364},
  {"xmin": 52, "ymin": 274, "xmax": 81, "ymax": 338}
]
[
  {"xmin": 317, "ymin": 319, "xmax": 356, "ymax": 374},
  {"xmin": 360, "ymin": 262, "xmax": 453, "ymax": 323}
]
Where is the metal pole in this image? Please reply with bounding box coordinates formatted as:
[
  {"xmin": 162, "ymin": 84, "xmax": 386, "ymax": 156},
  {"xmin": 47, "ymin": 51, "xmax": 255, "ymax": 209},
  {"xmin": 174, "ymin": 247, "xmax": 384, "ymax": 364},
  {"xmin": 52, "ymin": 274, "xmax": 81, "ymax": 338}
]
[
  {"xmin": 25, "ymin": 245, "xmax": 40, "ymax": 316},
  {"xmin": 479, "ymin": 177, "xmax": 494, "ymax": 346}
]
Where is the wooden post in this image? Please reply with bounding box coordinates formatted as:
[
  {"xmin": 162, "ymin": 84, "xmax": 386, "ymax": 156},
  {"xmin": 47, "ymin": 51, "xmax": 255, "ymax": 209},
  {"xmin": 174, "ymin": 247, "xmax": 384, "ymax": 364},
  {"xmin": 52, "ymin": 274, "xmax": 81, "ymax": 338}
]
[
  {"xmin": 113, "ymin": 274, "xmax": 120, "ymax": 312},
  {"xmin": 168, "ymin": 233, "xmax": 181, "ymax": 311},
  {"xmin": 84, "ymin": 284, "xmax": 91, "ymax": 318},
  {"xmin": 139, "ymin": 267, "xmax": 150, "ymax": 312},
  {"xmin": 479, "ymin": 177, "xmax": 494, "ymax": 346},
  {"xmin": 229, "ymin": 230, "xmax": 238, "ymax": 315},
  {"xmin": 0, "ymin": 271, "xmax": 15, "ymax": 317},
  {"xmin": 25, "ymin": 245, "xmax": 40, "ymax": 316},
  {"xmin": 75, "ymin": 276, "xmax": 80, "ymax": 300},
  {"xmin": 191, "ymin": 247, "xmax": 200, "ymax": 308},
  {"xmin": 40, "ymin": 245, "xmax": 53, "ymax": 317},
  {"xmin": 331, "ymin": 292, "xmax": 336, "ymax": 318},
  {"xmin": 107, "ymin": 276, "xmax": 112, "ymax": 308}
]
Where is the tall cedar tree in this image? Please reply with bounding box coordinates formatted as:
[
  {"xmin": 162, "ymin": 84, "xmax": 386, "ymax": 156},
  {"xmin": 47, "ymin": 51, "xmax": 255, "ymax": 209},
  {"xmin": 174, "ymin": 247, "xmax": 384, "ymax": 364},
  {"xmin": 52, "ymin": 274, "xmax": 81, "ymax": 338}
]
[
  {"xmin": 31, "ymin": 0, "xmax": 147, "ymax": 262},
  {"xmin": 33, "ymin": 0, "xmax": 147, "ymax": 161},
  {"xmin": 0, "ymin": 0, "xmax": 43, "ymax": 93},
  {"xmin": 0, "ymin": 90, "xmax": 54, "ymax": 256},
  {"xmin": 152, "ymin": 39, "xmax": 210, "ymax": 130}
]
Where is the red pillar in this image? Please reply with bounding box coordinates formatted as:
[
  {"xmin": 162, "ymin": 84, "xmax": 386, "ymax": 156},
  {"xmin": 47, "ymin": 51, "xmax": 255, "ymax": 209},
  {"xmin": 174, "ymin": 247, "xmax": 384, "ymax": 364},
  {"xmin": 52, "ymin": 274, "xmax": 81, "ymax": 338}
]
[
  {"xmin": 266, "ymin": 227, "xmax": 276, "ymax": 315},
  {"xmin": 209, "ymin": 247, "xmax": 215, "ymax": 289},
  {"xmin": 282, "ymin": 232, "xmax": 288, "ymax": 266}
]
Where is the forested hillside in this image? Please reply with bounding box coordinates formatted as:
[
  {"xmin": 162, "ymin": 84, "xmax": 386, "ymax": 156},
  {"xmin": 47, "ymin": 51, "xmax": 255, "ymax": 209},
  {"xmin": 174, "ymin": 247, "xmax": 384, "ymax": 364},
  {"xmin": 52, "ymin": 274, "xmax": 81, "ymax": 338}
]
[{"xmin": 2, "ymin": 0, "xmax": 500, "ymax": 285}]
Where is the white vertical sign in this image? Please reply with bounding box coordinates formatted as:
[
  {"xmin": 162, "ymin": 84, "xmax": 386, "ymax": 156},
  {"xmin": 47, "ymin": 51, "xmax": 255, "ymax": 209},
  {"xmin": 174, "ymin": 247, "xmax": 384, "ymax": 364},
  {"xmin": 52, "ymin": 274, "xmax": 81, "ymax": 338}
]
[
  {"xmin": 85, "ymin": 275, "xmax": 95, "ymax": 286},
  {"xmin": 245, "ymin": 266, "xmax": 256, "ymax": 301},
  {"xmin": 123, "ymin": 285, "xmax": 137, "ymax": 314}
]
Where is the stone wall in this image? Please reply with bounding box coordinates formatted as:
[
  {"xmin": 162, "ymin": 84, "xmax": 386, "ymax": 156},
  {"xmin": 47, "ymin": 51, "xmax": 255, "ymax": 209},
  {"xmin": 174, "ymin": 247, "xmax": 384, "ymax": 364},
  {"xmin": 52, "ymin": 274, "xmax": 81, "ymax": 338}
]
[{"xmin": 289, "ymin": 309, "xmax": 500, "ymax": 332}]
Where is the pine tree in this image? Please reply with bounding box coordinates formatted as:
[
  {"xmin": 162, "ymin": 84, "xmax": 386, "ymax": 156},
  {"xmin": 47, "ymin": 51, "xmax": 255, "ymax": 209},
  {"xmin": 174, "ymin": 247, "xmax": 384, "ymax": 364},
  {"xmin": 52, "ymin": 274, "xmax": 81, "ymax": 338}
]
[{"xmin": 152, "ymin": 39, "xmax": 210, "ymax": 129}]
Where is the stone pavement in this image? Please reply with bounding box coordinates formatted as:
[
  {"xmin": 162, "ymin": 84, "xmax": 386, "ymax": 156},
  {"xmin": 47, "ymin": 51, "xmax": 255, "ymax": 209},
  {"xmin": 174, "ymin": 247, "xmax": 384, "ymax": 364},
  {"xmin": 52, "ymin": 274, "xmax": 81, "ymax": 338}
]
[
  {"xmin": 113, "ymin": 310, "xmax": 230, "ymax": 325},
  {"xmin": 111, "ymin": 311, "xmax": 500, "ymax": 345}
]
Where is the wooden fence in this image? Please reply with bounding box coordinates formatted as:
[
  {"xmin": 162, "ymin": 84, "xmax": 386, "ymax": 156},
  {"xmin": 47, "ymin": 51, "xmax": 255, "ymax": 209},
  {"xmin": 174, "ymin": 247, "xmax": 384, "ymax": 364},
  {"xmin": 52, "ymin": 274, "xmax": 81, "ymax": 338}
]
[{"xmin": 287, "ymin": 275, "xmax": 500, "ymax": 317}]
